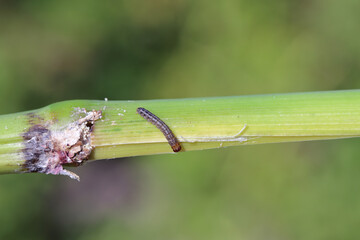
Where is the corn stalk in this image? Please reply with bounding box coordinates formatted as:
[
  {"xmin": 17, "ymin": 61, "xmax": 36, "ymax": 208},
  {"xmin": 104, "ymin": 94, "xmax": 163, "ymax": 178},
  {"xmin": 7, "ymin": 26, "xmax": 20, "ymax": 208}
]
[{"xmin": 1, "ymin": 90, "xmax": 359, "ymax": 180}]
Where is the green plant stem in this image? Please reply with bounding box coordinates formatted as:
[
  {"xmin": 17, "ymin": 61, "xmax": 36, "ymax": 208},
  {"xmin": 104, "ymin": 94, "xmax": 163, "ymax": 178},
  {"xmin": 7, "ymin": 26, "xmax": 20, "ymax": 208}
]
[{"xmin": 1, "ymin": 90, "xmax": 360, "ymax": 176}]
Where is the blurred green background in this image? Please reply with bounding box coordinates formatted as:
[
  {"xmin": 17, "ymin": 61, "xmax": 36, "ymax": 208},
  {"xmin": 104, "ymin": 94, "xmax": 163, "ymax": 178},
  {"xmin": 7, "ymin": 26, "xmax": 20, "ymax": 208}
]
[{"xmin": 1, "ymin": 0, "xmax": 360, "ymax": 239}]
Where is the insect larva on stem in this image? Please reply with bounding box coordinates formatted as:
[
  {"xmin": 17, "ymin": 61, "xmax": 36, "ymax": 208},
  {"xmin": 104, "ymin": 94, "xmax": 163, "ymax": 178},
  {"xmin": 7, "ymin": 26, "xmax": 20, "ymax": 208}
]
[{"xmin": 136, "ymin": 107, "xmax": 181, "ymax": 152}]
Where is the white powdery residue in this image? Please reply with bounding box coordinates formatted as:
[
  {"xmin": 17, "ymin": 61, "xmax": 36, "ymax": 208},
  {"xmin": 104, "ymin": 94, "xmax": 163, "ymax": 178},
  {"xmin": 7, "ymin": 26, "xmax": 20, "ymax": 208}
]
[
  {"xmin": 58, "ymin": 169, "xmax": 80, "ymax": 181},
  {"xmin": 29, "ymin": 109, "xmax": 102, "ymax": 181},
  {"xmin": 77, "ymin": 109, "xmax": 102, "ymax": 124},
  {"xmin": 118, "ymin": 113, "xmax": 124, "ymax": 116},
  {"xmin": 52, "ymin": 124, "xmax": 82, "ymax": 152},
  {"xmin": 123, "ymin": 109, "xmax": 126, "ymax": 112},
  {"xmin": 54, "ymin": 109, "xmax": 102, "ymax": 179},
  {"xmin": 4, "ymin": 126, "xmax": 8, "ymax": 130},
  {"xmin": 72, "ymin": 107, "xmax": 88, "ymax": 117}
]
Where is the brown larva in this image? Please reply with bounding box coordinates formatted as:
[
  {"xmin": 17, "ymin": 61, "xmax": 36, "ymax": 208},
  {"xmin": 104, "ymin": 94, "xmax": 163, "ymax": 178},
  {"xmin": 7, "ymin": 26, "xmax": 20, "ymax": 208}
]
[{"xmin": 136, "ymin": 107, "xmax": 181, "ymax": 152}]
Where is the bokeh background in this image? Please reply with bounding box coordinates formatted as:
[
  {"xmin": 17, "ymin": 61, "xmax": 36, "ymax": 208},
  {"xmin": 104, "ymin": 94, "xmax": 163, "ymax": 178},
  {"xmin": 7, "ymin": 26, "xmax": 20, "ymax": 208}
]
[{"xmin": 1, "ymin": 0, "xmax": 360, "ymax": 239}]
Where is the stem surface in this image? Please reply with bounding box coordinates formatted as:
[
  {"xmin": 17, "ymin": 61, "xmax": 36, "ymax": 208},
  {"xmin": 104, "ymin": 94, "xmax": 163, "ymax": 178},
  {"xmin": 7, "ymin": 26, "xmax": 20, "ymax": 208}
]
[{"xmin": 0, "ymin": 90, "xmax": 359, "ymax": 177}]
